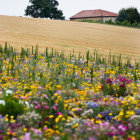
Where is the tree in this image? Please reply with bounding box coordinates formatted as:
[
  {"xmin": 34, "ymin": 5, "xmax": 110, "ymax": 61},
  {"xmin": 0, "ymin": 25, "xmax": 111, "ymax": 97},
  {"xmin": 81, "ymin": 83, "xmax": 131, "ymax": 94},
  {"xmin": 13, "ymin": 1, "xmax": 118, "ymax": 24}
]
[
  {"xmin": 25, "ymin": 0, "xmax": 65, "ymax": 20},
  {"xmin": 116, "ymin": 7, "xmax": 140, "ymax": 25},
  {"xmin": 116, "ymin": 9, "xmax": 128, "ymax": 22},
  {"xmin": 126, "ymin": 8, "xmax": 140, "ymax": 24}
]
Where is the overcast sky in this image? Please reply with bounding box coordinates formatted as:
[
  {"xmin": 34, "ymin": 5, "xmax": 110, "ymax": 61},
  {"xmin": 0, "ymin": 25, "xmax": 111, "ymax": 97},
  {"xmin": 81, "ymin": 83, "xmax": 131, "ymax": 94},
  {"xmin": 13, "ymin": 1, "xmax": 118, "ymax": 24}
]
[{"xmin": 0, "ymin": 0, "xmax": 140, "ymax": 19}]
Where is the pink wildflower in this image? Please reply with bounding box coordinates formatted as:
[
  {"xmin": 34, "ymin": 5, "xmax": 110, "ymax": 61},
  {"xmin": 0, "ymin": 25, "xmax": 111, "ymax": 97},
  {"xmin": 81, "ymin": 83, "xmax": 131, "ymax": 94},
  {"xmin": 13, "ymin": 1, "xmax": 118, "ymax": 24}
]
[
  {"xmin": 44, "ymin": 106, "xmax": 48, "ymax": 110},
  {"xmin": 34, "ymin": 105, "xmax": 39, "ymax": 109},
  {"xmin": 57, "ymin": 112, "xmax": 62, "ymax": 115},
  {"xmin": 22, "ymin": 133, "xmax": 30, "ymax": 140},
  {"xmin": 52, "ymin": 105, "xmax": 57, "ymax": 110}
]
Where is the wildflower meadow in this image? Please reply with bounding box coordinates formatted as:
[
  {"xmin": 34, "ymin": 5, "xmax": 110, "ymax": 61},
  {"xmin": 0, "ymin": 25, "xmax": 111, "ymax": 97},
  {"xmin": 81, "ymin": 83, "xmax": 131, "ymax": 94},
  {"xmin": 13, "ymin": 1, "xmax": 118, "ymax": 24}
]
[{"xmin": 0, "ymin": 43, "xmax": 140, "ymax": 140}]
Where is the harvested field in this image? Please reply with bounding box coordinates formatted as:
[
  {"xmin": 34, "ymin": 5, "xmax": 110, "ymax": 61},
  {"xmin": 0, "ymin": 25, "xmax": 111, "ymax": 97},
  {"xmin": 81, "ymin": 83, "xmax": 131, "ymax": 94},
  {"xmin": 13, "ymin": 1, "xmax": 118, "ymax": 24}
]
[{"xmin": 0, "ymin": 15, "xmax": 140, "ymax": 60}]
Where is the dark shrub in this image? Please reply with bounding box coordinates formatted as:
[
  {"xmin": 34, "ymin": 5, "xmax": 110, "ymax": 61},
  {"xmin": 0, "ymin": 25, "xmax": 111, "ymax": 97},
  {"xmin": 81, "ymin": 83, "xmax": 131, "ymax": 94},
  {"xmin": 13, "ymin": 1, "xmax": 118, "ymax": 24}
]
[{"xmin": 0, "ymin": 95, "xmax": 24, "ymax": 119}]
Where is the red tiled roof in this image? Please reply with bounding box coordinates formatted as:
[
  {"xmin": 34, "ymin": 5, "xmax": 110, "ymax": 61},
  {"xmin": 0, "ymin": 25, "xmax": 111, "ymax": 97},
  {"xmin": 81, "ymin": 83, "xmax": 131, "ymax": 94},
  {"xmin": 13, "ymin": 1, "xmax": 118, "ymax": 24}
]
[{"xmin": 70, "ymin": 9, "xmax": 118, "ymax": 19}]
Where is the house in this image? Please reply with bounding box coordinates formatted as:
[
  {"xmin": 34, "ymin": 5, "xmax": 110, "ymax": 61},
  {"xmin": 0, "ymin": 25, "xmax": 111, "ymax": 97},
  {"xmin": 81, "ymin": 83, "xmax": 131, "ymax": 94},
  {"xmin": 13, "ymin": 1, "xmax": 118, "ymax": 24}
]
[{"xmin": 70, "ymin": 9, "xmax": 118, "ymax": 22}]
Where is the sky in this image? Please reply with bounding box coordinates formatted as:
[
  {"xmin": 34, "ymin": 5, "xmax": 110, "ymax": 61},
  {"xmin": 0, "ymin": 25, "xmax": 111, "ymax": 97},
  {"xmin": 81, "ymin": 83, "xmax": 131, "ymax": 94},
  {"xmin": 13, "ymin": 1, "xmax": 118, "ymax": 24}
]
[{"xmin": 0, "ymin": 0, "xmax": 140, "ymax": 19}]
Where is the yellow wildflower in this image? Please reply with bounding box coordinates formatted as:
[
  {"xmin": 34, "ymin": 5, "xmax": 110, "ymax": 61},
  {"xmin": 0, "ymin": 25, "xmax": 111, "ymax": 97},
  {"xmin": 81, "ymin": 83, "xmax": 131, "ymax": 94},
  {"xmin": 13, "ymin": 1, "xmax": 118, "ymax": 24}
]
[{"xmin": 72, "ymin": 123, "xmax": 79, "ymax": 129}]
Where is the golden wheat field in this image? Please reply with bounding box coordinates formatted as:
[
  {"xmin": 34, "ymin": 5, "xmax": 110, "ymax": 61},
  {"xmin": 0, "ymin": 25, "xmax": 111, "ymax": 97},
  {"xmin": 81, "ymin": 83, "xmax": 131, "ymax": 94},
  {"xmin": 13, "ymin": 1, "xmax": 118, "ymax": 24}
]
[{"xmin": 0, "ymin": 15, "xmax": 140, "ymax": 60}]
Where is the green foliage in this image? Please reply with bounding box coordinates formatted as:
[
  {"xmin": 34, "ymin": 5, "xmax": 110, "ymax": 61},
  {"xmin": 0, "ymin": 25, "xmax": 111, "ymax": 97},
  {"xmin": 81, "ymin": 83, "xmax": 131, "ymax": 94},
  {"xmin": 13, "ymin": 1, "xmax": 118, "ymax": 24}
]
[
  {"xmin": 116, "ymin": 20, "xmax": 120, "ymax": 25},
  {"xmin": 86, "ymin": 50, "xmax": 90, "ymax": 66},
  {"xmin": 117, "ymin": 9, "xmax": 128, "ymax": 22},
  {"xmin": 25, "ymin": 0, "xmax": 65, "ymax": 20},
  {"xmin": 121, "ymin": 20, "xmax": 128, "ymax": 25},
  {"xmin": 132, "ymin": 21, "xmax": 138, "ymax": 27},
  {"xmin": 106, "ymin": 19, "xmax": 114, "ymax": 24},
  {"xmin": 0, "ymin": 95, "xmax": 24, "ymax": 119},
  {"xmin": 126, "ymin": 8, "xmax": 140, "ymax": 24},
  {"xmin": 116, "ymin": 7, "xmax": 140, "ymax": 25}
]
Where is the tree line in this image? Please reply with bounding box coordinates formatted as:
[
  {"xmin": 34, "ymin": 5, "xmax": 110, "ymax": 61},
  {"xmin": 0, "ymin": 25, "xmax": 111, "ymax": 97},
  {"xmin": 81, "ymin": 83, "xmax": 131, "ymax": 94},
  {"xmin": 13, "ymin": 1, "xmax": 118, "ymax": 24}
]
[
  {"xmin": 106, "ymin": 7, "xmax": 140, "ymax": 27},
  {"xmin": 117, "ymin": 8, "xmax": 140, "ymax": 25}
]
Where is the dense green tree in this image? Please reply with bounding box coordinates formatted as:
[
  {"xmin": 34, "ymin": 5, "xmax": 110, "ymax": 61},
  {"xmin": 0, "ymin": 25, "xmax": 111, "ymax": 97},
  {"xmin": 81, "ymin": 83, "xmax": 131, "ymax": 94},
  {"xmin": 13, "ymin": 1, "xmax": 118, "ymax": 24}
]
[
  {"xmin": 25, "ymin": 0, "xmax": 65, "ymax": 20},
  {"xmin": 116, "ymin": 9, "xmax": 128, "ymax": 22},
  {"xmin": 126, "ymin": 8, "xmax": 140, "ymax": 24},
  {"xmin": 116, "ymin": 7, "xmax": 140, "ymax": 24}
]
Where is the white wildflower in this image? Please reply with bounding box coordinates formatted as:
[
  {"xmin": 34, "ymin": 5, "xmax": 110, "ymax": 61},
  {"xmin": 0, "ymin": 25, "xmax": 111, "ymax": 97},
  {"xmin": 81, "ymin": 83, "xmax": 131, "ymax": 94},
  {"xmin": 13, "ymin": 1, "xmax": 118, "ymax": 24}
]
[
  {"xmin": 0, "ymin": 100, "xmax": 5, "ymax": 105},
  {"xmin": 6, "ymin": 90, "xmax": 13, "ymax": 95}
]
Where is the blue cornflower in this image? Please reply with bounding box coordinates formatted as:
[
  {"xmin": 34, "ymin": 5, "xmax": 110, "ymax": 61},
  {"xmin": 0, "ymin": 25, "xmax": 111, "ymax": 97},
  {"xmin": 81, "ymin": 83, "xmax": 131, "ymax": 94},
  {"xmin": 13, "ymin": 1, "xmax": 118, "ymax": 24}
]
[{"xmin": 87, "ymin": 102, "xmax": 99, "ymax": 109}]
